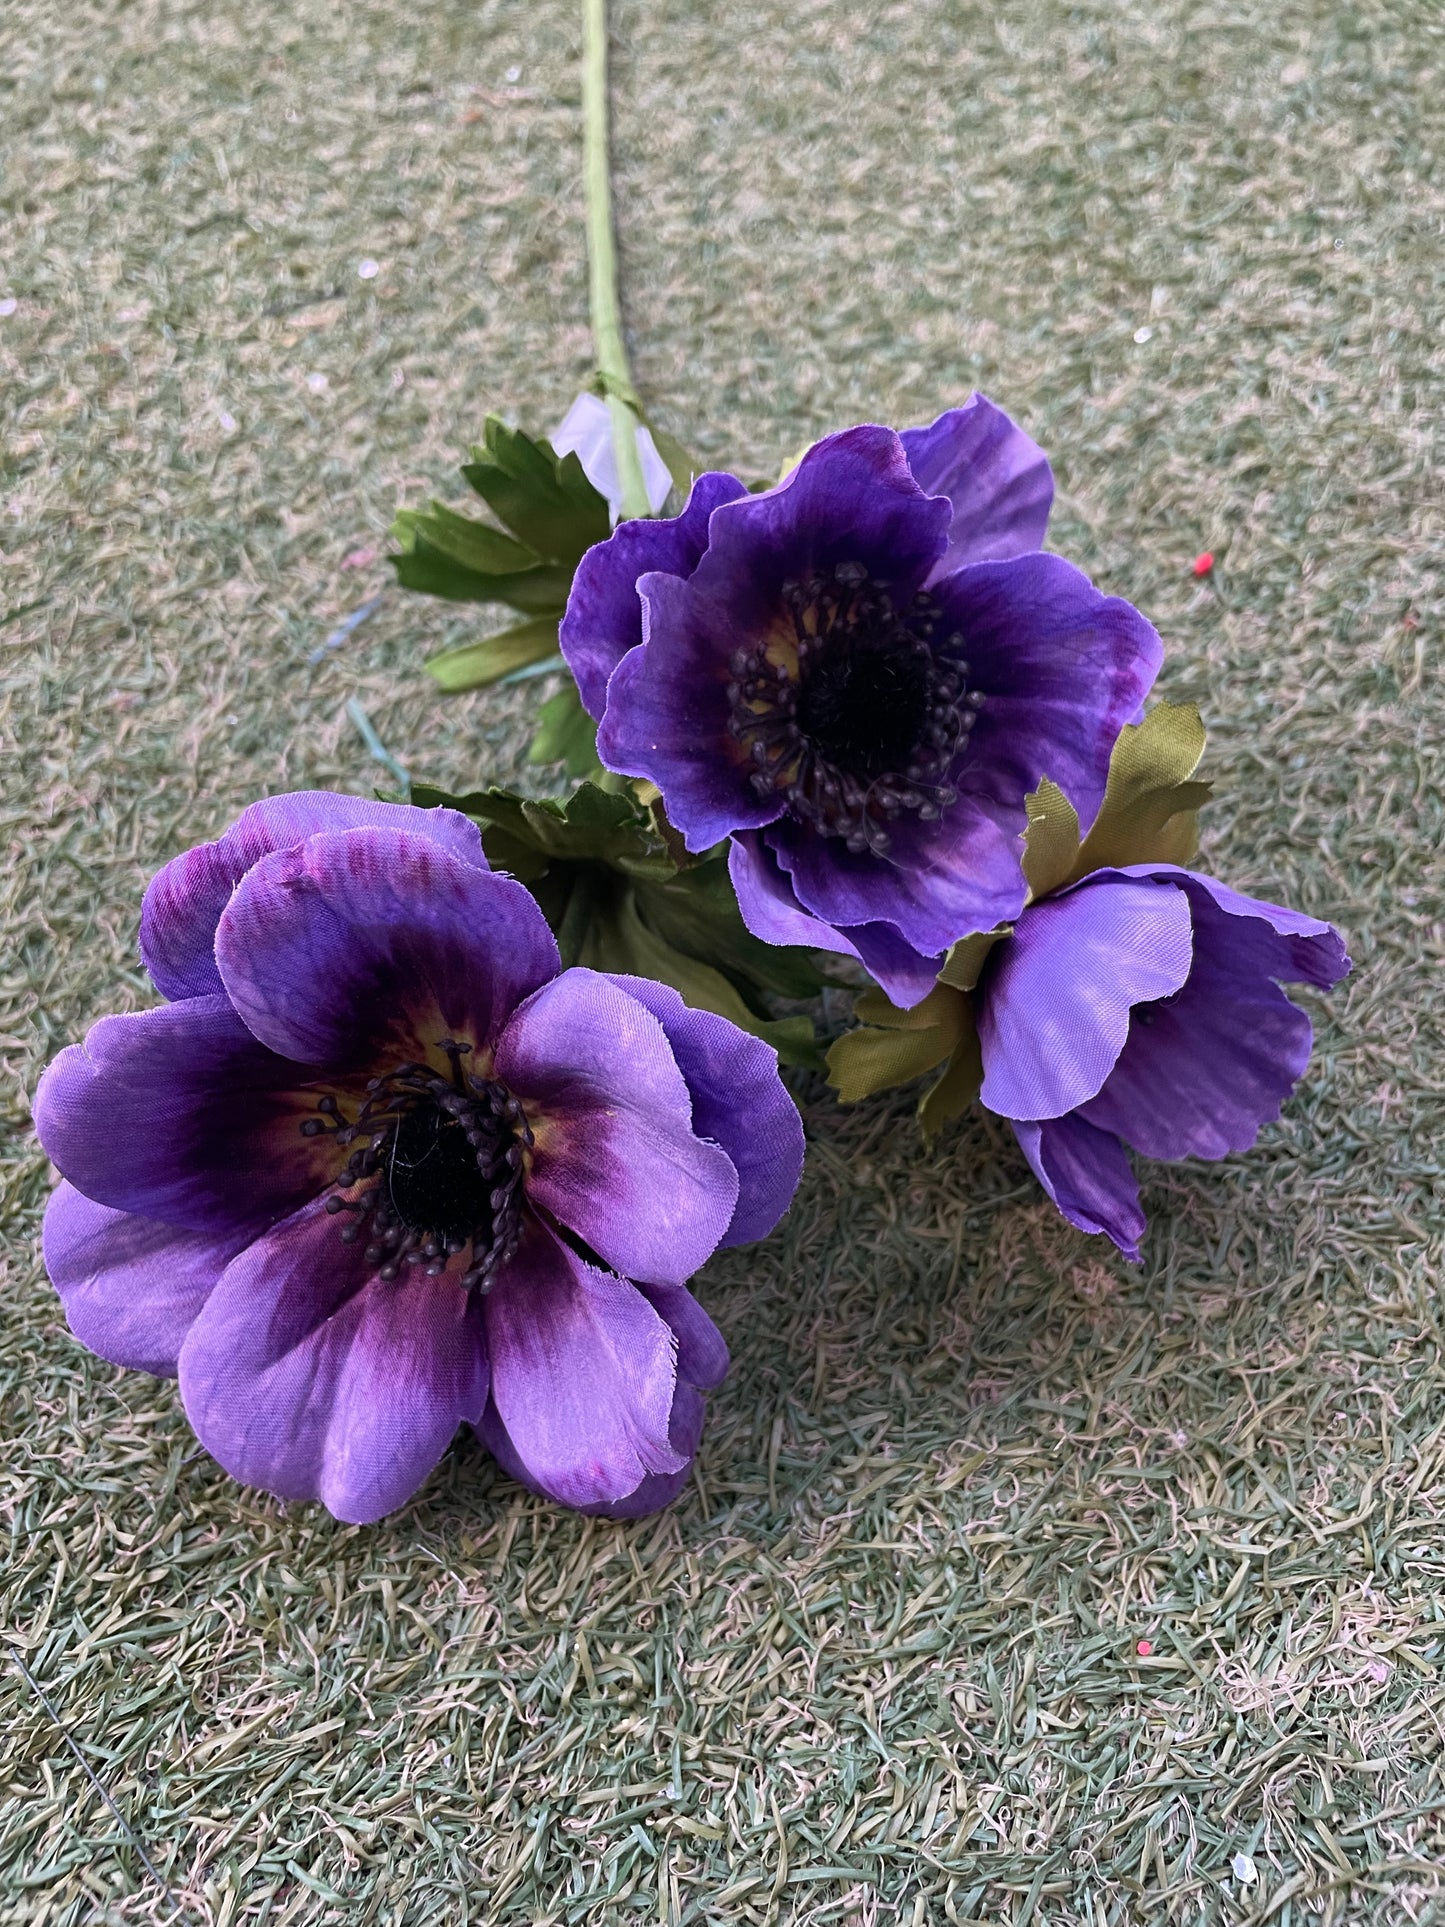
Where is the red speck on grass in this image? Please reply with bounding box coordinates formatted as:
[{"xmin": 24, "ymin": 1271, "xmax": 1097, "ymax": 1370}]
[
  {"xmin": 1192, "ymin": 552, "xmax": 1214, "ymax": 577},
  {"xmin": 1136, "ymin": 1639, "xmax": 1153, "ymax": 1656}
]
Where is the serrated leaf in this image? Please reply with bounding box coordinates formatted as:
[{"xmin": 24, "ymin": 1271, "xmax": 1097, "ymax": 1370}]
[
  {"xmin": 395, "ymin": 502, "xmax": 541, "ymax": 575},
  {"xmin": 393, "ymin": 533, "xmax": 572, "ymax": 613},
  {"xmin": 411, "ymin": 779, "xmax": 670, "ymax": 874},
  {"xmin": 826, "ymin": 981, "xmax": 968, "ymax": 1104},
  {"xmin": 528, "ymin": 682, "xmax": 602, "ymax": 779},
  {"xmin": 462, "ymin": 417, "xmax": 611, "ymax": 564},
  {"xmin": 424, "ymin": 617, "xmax": 560, "ymax": 692}
]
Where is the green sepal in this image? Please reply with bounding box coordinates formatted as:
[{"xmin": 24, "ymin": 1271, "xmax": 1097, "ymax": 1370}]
[
  {"xmin": 527, "ymin": 682, "xmax": 602, "ymax": 779},
  {"xmin": 461, "ymin": 417, "xmax": 611, "ymax": 564},
  {"xmin": 826, "ymin": 981, "xmax": 968, "ymax": 1104},
  {"xmin": 1021, "ymin": 701, "xmax": 1214, "ymax": 901},
  {"xmin": 423, "ymin": 616, "xmax": 560, "ymax": 693}
]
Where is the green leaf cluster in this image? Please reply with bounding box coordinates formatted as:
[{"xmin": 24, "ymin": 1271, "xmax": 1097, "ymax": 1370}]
[
  {"xmin": 392, "ymin": 417, "xmax": 613, "ymax": 698},
  {"xmin": 825, "ymin": 702, "xmax": 1214, "ymax": 1131},
  {"xmin": 412, "ymin": 780, "xmax": 829, "ymax": 1069}
]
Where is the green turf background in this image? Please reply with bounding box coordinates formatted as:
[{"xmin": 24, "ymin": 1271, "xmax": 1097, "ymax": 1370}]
[{"xmin": 2, "ymin": 0, "xmax": 1442, "ymax": 1920}]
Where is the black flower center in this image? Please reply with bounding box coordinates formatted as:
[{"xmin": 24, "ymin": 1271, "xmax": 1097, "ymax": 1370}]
[
  {"xmin": 726, "ymin": 560, "xmax": 985, "ymax": 856},
  {"xmin": 300, "ymin": 1040, "xmax": 531, "ymax": 1291}
]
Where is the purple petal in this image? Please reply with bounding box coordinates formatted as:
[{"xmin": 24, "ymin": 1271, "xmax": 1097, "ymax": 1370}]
[
  {"xmin": 1078, "ymin": 869, "xmax": 1347, "ymax": 1161},
  {"xmin": 634, "ymin": 1283, "xmax": 729, "ymax": 1389},
  {"xmin": 603, "ymin": 973, "xmax": 804, "ymax": 1248},
  {"xmin": 482, "ymin": 1215, "xmax": 684, "ymax": 1510},
  {"xmin": 551, "ymin": 391, "xmax": 673, "ymax": 523},
  {"xmin": 177, "ymin": 1194, "xmax": 489, "ymax": 1523},
  {"xmin": 33, "ymin": 995, "xmax": 332, "ymax": 1236},
  {"xmin": 596, "ymin": 608, "xmax": 783, "ymax": 853},
  {"xmin": 215, "ymin": 827, "xmax": 558, "ymax": 1069},
  {"xmin": 765, "ymin": 789, "xmax": 1027, "ymax": 982},
  {"xmin": 934, "ymin": 552, "xmax": 1164, "ymax": 833},
  {"xmin": 141, "ymin": 792, "xmax": 489, "ymax": 1003},
  {"xmin": 1014, "ymin": 1115, "xmax": 1145, "ymax": 1261},
  {"xmin": 475, "ymin": 1379, "xmax": 706, "ymax": 1520},
  {"xmin": 561, "ymin": 470, "xmax": 748, "ymax": 717},
  {"xmin": 978, "ymin": 874, "xmax": 1194, "ymax": 1119},
  {"xmin": 728, "ymin": 832, "xmax": 865, "ymax": 961},
  {"xmin": 43, "ymin": 1181, "xmax": 248, "ymax": 1376},
  {"xmin": 495, "ymin": 969, "xmax": 738, "ymax": 1287},
  {"xmin": 899, "ymin": 393, "xmax": 1054, "ymax": 576}
]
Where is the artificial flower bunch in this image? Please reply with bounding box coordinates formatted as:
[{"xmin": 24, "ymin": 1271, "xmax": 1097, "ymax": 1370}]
[{"xmin": 34, "ymin": 395, "xmax": 1348, "ymax": 1524}]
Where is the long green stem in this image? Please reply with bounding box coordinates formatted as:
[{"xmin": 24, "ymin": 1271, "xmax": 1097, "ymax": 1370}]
[{"xmin": 581, "ymin": 0, "xmax": 651, "ymax": 521}]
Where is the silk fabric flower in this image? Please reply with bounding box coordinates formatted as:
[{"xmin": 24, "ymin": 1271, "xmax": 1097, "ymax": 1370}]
[
  {"xmin": 562, "ymin": 395, "xmax": 1162, "ymax": 1006},
  {"xmin": 35, "ymin": 794, "xmax": 803, "ymax": 1523},
  {"xmin": 974, "ymin": 864, "xmax": 1350, "ymax": 1259}
]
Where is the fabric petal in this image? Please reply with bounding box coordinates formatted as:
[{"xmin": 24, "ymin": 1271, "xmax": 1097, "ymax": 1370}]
[
  {"xmin": 899, "ymin": 393, "xmax": 1054, "ymax": 576},
  {"xmin": 32, "ymin": 995, "xmax": 332, "ymax": 1236},
  {"xmin": 141, "ymin": 792, "xmax": 489, "ymax": 1003},
  {"xmin": 1014, "ymin": 1115, "xmax": 1146, "ymax": 1261},
  {"xmin": 978, "ymin": 875, "xmax": 1195, "ymax": 1119},
  {"xmin": 177, "ymin": 1194, "xmax": 490, "ymax": 1524},
  {"xmin": 215, "ymin": 827, "xmax": 558, "ymax": 1069},
  {"xmin": 1078, "ymin": 869, "xmax": 1345, "ymax": 1161},
  {"xmin": 933, "ymin": 553, "xmax": 1163, "ymax": 834},
  {"xmin": 634, "ymin": 1282, "xmax": 729, "ymax": 1389},
  {"xmin": 482, "ymin": 1216, "xmax": 683, "ymax": 1510},
  {"xmin": 551, "ymin": 391, "xmax": 673, "ymax": 523},
  {"xmin": 475, "ymin": 1380, "xmax": 706, "ymax": 1520},
  {"xmin": 43, "ymin": 1181, "xmax": 249, "ymax": 1377},
  {"xmin": 596, "ymin": 604, "xmax": 785, "ymax": 851},
  {"xmin": 495, "ymin": 969, "xmax": 738, "ymax": 1287},
  {"xmin": 603, "ymin": 972, "xmax": 804, "ymax": 1248},
  {"xmin": 562, "ymin": 469, "xmax": 748, "ymax": 717}
]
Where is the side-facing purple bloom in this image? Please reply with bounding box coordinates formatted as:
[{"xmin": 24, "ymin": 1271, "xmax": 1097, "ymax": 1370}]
[
  {"xmin": 560, "ymin": 395, "xmax": 1161, "ymax": 1007},
  {"xmin": 973, "ymin": 865, "xmax": 1350, "ymax": 1260},
  {"xmin": 35, "ymin": 793, "xmax": 803, "ymax": 1523}
]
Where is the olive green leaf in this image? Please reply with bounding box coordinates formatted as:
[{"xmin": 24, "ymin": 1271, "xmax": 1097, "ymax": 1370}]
[
  {"xmin": 827, "ymin": 981, "xmax": 969, "ymax": 1105},
  {"xmin": 917, "ymin": 1008, "xmax": 986, "ymax": 1138},
  {"xmin": 1021, "ymin": 701, "xmax": 1213, "ymax": 901},
  {"xmin": 527, "ymin": 681, "xmax": 602, "ymax": 779},
  {"xmin": 938, "ymin": 924, "xmax": 1012, "ymax": 992},
  {"xmin": 423, "ymin": 616, "xmax": 560, "ymax": 693}
]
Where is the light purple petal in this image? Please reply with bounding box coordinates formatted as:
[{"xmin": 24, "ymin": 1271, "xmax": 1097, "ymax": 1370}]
[
  {"xmin": 32, "ymin": 995, "xmax": 332, "ymax": 1236},
  {"xmin": 140, "ymin": 792, "xmax": 489, "ymax": 1003},
  {"xmin": 43, "ymin": 1181, "xmax": 249, "ymax": 1377},
  {"xmin": 482, "ymin": 1216, "xmax": 684, "ymax": 1510},
  {"xmin": 934, "ymin": 553, "xmax": 1164, "ymax": 834},
  {"xmin": 475, "ymin": 1379, "xmax": 706, "ymax": 1520},
  {"xmin": 215, "ymin": 827, "xmax": 558, "ymax": 1069},
  {"xmin": 634, "ymin": 1285, "xmax": 728, "ymax": 1389},
  {"xmin": 603, "ymin": 973, "xmax": 804, "ymax": 1248},
  {"xmin": 551, "ymin": 391, "xmax": 673, "ymax": 522},
  {"xmin": 495, "ymin": 969, "xmax": 738, "ymax": 1287},
  {"xmin": 177, "ymin": 1194, "xmax": 490, "ymax": 1523},
  {"xmin": 728, "ymin": 833, "xmax": 865, "ymax": 961},
  {"xmin": 978, "ymin": 875, "xmax": 1194, "ymax": 1119},
  {"xmin": 1014, "ymin": 1115, "xmax": 1145, "ymax": 1262},
  {"xmin": 561, "ymin": 470, "xmax": 748, "ymax": 717},
  {"xmin": 899, "ymin": 393, "xmax": 1054, "ymax": 576},
  {"xmin": 1077, "ymin": 868, "xmax": 1347, "ymax": 1162}
]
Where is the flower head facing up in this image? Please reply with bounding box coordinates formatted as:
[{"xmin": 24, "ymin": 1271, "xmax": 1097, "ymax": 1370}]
[
  {"xmin": 563, "ymin": 397, "xmax": 1163, "ymax": 1006},
  {"xmin": 973, "ymin": 864, "xmax": 1351, "ymax": 1260},
  {"xmin": 36, "ymin": 793, "xmax": 804, "ymax": 1524}
]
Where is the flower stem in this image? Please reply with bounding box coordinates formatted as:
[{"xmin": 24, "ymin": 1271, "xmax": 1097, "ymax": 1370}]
[{"xmin": 581, "ymin": 0, "xmax": 651, "ymax": 521}]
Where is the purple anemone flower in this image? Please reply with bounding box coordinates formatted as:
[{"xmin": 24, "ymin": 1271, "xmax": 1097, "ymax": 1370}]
[
  {"xmin": 34, "ymin": 793, "xmax": 803, "ymax": 1523},
  {"xmin": 973, "ymin": 864, "xmax": 1350, "ymax": 1260},
  {"xmin": 560, "ymin": 395, "xmax": 1162, "ymax": 1007}
]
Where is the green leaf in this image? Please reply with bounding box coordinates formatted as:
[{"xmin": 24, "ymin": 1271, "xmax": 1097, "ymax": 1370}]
[
  {"xmin": 528, "ymin": 682, "xmax": 602, "ymax": 779},
  {"xmin": 462, "ymin": 417, "xmax": 611, "ymax": 565},
  {"xmin": 938, "ymin": 925, "xmax": 1011, "ymax": 993},
  {"xmin": 393, "ymin": 532, "xmax": 572, "ymax": 613},
  {"xmin": 394, "ymin": 502, "xmax": 541, "ymax": 575},
  {"xmin": 640, "ymin": 861, "xmax": 828, "ymax": 1004},
  {"xmin": 423, "ymin": 617, "xmax": 561, "ymax": 693},
  {"xmin": 917, "ymin": 1012, "xmax": 984, "ymax": 1138},
  {"xmin": 826, "ymin": 982, "xmax": 968, "ymax": 1104},
  {"xmin": 1019, "ymin": 702, "xmax": 1214, "ymax": 901},
  {"xmin": 413, "ymin": 780, "xmax": 676, "ymax": 881}
]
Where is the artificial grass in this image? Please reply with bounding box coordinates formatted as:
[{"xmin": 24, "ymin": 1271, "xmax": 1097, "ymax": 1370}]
[{"xmin": 2, "ymin": 0, "xmax": 1442, "ymax": 1920}]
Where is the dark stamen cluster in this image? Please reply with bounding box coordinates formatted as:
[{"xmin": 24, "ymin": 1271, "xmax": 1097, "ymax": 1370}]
[
  {"xmin": 726, "ymin": 559, "xmax": 985, "ymax": 856},
  {"xmin": 300, "ymin": 1040, "xmax": 531, "ymax": 1292}
]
